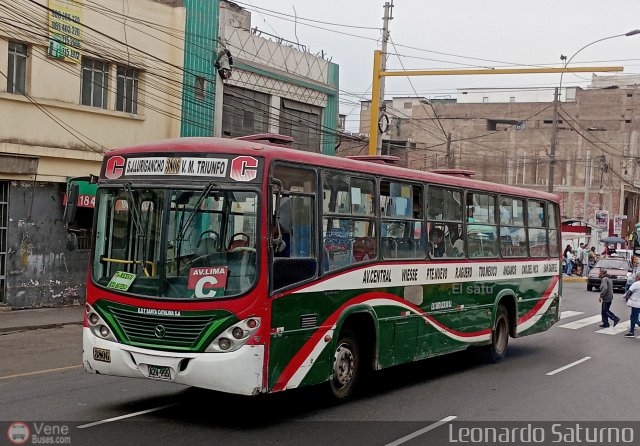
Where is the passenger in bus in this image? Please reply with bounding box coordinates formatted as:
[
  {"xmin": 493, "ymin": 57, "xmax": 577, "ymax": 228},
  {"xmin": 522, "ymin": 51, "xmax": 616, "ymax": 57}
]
[
  {"xmin": 445, "ymin": 223, "xmax": 464, "ymax": 257},
  {"xmin": 428, "ymin": 227, "xmax": 445, "ymax": 257},
  {"xmin": 273, "ymin": 197, "xmax": 291, "ymax": 257}
]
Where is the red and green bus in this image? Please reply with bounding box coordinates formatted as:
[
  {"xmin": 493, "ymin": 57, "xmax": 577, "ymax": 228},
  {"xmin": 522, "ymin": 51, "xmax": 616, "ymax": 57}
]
[{"xmin": 82, "ymin": 135, "xmax": 561, "ymax": 400}]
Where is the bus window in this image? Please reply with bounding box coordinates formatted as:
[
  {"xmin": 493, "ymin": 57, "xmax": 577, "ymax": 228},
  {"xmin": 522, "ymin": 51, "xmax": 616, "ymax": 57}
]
[
  {"xmin": 467, "ymin": 192, "xmax": 497, "ymax": 258},
  {"xmin": 380, "ymin": 181, "xmax": 424, "ymax": 259},
  {"xmin": 528, "ymin": 200, "xmax": 547, "ymax": 257},
  {"xmin": 428, "ymin": 187, "xmax": 462, "ymax": 222},
  {"xmin": 499, "ymin": 197, "xmax": 527, "ymax": 257},
  {"xmin": 547, "ymin": 202, "xmax": 559, "ymax": 256},
  {"xmin": 322, "ymin": 172, "xmax": 376, "ymax": 271},
  {"xmin": 427, "ymin": 186, "xmax": 463, "ymax": 258},
  {"xmin": 271, "ymin": 164, "xmax": 318, "ymax": 291}
]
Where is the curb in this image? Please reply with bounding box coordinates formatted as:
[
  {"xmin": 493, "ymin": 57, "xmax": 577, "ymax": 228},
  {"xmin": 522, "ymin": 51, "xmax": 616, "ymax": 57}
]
[
  {"xmin": 0, "ymin": 321, "xmax": 83, "ymax": 335},
  {"xmin": 563, "ymin": 276, "xmax": 587, "ymax": 283}
]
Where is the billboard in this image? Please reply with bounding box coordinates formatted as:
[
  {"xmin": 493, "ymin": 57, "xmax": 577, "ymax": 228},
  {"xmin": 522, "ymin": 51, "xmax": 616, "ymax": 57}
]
[{"xmin": 48, "ymin": 0, "xmax": 82, "ymax": 63}]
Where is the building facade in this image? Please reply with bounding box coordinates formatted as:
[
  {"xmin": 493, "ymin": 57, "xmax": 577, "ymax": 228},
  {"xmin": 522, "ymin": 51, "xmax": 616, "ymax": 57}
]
[{"xmin": 0, "ymin": 0, "xmax": 339, "ymax": 308}]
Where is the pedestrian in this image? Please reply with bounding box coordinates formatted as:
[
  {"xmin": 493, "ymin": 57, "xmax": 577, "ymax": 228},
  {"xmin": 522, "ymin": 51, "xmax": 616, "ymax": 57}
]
[
  {"xmin": 598, "ymin": 269, "xmax": 620, "ymax": 328},
  {"xmin": 625, "ymin": 257, "xmax": 639, "ymax": 293},
  {"xmin": 588, "ymin": 246, "xmax": 598, "ymax": 270},
  {"xmin": 564, "ymin": 246, "xmax": 575, "ymax": 276},
  {"xmin": 623, "ymin": 271, "xmax": 640, "ymax": 337},
  {"xmin": 581, "ymin": 245, "xmax": 590, "ymax": 276},
  {"xmin": 575, "ymin": 242, "xmax": 585, "ymax": 276}
]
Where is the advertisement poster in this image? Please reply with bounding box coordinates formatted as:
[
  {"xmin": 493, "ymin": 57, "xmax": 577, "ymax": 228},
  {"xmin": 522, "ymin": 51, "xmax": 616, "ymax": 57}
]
[
  {"xmin": 595, "ymin": 210, "xmax": 609, "ymax": 230},
  {"xmin": 613, "ymin": 214, "xmax": 626, "ymax": 235}
]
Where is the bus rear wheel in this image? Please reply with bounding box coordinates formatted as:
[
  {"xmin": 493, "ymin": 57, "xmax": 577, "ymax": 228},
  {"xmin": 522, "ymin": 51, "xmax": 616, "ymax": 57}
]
[
  {"xmin": 483, "ymin": 304, "xmax": 509, "ymax": 363},
  {"xmin": 329, "ymin": 331, "xmax": 359, "ymax": 401}
]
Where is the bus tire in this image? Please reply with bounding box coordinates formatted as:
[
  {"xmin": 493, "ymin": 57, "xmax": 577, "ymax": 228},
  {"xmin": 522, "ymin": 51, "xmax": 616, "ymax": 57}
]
[
  {"xmin": 482, "ymin": 304, "xmax": 510, "ymax": 363},
  {"xmin": 329, "ymin": 331, "xmax": 360, "ymax": 401},
  {"xmin": 587, "ymin": 284, "xmax": 593, "ymax": 291}
]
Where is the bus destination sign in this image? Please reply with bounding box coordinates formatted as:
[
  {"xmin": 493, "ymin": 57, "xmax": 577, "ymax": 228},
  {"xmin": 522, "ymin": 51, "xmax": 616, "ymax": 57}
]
[{"xmin": 103, "ymin": 155, "xmax": 261, "ymax": 182}]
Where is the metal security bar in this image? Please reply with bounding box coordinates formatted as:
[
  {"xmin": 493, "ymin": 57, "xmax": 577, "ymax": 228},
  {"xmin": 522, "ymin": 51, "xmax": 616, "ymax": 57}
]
[{"xmin": 0, "ymin": 182, "xmax": 7, "ymax": 302}]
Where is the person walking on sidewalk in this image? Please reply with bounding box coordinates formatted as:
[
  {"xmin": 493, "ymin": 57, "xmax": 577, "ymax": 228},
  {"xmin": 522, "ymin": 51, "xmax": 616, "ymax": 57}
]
[
  {"xmin": 623, "ymin": 271, "xmax": 640, "ymax": 337},
  {"xmin": 598, "ymin": 269, "xmax": 620, "ymax": 328}
]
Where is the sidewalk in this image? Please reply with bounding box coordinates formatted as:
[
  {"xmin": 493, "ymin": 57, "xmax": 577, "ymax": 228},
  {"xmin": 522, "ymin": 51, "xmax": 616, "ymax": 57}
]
[{"xmin": 0, "ymin": 305, "xmax": 84, "ymax": 334}]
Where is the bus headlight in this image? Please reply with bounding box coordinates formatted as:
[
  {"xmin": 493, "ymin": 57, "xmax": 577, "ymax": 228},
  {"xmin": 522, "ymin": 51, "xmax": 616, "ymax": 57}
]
[
  {"xmin": 206, "ymin": 317, "xmax": 261, "ymax": 352},
  {"xmin": 86, "ymin": 303, "xmax": 117, "ymax": 342}
]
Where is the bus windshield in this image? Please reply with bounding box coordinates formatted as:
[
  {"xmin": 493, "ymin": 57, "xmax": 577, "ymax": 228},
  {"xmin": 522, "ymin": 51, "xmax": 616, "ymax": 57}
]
[{"xmin": 92, "ymin": 185, "xmax": 259, "ymax": 299}]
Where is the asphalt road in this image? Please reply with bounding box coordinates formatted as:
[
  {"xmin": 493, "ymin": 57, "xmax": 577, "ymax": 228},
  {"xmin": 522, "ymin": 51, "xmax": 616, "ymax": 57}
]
[{"xmin": 1, "ymin": 281, "xmax": 639, "ymax": 446}]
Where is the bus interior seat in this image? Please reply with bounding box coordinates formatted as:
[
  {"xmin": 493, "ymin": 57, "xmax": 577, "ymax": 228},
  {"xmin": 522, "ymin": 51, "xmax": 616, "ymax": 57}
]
[
  {"xmin": 382, "ymin": 237, "xmax": 397, "ymax": 258},
  {"xmin": 396, "ymin": 239, "xmax": 416, "ymax": 258},
  {"xmin": 195, "ymin": 237, "xmax": 218, "ymax": 257}
]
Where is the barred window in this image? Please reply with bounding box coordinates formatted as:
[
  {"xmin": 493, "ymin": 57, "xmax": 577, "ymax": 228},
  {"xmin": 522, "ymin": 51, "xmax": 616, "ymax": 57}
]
[
  {"xmin": 116, "ymin": 66, "xmax": 139, "ymax": 114},
  {"xmin": 7, "ymin": 42, "xmax": 27, "ymax": 94},
  {"xmin": 81, "ymin": 58, "xmax": 109, "ymax": 108}
]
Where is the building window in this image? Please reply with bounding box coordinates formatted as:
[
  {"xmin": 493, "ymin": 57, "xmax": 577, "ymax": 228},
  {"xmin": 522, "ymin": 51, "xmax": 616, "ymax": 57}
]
[
  {"xmin": 81, "ymin": 58, "xmax": 109, "ymax": 108},
  {"xmin": 194, "ymin": 76, "xmax": 205, "ymax": 100},
  {"xmin": 403, "ymin": 102, "xmax": 412, "ymax": 109},
  {"xmin": 509, "ymin": 96, "xmax": 515, "ymax": 103},
  {"xmin": 221, "ymin": 85, "xmax": 269, "ymax": 138},
  {"xmin": 7, "ymin": 42, "xmax": 27, "ymax": 94},
  {"xmin": 279, "ymin": 99, "xmax": 321, "ymax": 152},
  {"xmin": 116, "ymin": 66, "xmax": 139, "ymax": 114},
  {"xmin": 482, "ymin": 97, "xmax": 489, "ymax": 103}
]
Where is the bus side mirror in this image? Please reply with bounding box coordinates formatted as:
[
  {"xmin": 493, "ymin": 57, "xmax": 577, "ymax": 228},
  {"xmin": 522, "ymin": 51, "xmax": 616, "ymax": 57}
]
[{"xmin": 63, "ymin": 183, "xmax": 79, "ymax": 226}]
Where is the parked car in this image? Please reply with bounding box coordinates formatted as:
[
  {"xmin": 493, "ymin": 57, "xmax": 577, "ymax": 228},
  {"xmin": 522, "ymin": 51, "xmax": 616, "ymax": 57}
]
[{"xmin": 587, "ymin": 257, "xmax": 632, "ymax": 292}]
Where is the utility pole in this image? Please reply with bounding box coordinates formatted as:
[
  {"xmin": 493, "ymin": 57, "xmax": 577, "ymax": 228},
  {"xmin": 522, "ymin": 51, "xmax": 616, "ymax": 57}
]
[
  {"xmin": 547, "ymin": 87, "xmax": 559, "ymax": 193},
  {"xmin": 445, "ymin": 133, "xmax": 453, "ymax": 168},
  {"xmin": 583, "ymin": 145, "xmax": 591, "ymax": 221},
  {"xmin": 375, "ymin": 1, "xmax": 393, "ymax": 155}
]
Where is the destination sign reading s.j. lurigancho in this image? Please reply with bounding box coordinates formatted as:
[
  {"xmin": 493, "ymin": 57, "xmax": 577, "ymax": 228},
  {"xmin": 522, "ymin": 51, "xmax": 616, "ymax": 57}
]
[{"xmin": 124, "ymin": 157, "xmax": 228, "ymax": 177}]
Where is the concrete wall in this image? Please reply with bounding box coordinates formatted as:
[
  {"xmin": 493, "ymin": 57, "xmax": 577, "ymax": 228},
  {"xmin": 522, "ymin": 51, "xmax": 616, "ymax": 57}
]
[{"xmin": 6, "ymin": 181, "xmax": 87, "ymax": 309}]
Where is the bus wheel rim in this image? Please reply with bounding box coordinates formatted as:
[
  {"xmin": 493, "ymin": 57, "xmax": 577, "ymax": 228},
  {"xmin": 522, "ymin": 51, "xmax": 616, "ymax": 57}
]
[{"xmin": 333, "ymin": 343, "xmax": 354, "ymax": 387}]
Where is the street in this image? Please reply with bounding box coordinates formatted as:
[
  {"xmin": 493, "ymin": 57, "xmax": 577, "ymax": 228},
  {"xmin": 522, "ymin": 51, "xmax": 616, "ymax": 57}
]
[{"xmin": 1, "ymin": 281, "xmax": 639, "ymax": 445}]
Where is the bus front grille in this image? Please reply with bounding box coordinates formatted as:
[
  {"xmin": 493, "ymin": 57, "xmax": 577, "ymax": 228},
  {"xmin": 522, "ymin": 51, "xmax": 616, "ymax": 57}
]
[{"xmin": 109, "ymin": 307, "xmax": 215, "ymax": 349}]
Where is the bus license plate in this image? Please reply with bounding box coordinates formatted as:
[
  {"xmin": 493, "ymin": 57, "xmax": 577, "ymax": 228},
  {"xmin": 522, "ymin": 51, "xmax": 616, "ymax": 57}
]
[
  {"xmin": 148, "ymin": 365, "xmax": 172, "ymax": 380},
  {"xmin": 93, "ymin": 347, "xmax": 111, "ymax": 363}
]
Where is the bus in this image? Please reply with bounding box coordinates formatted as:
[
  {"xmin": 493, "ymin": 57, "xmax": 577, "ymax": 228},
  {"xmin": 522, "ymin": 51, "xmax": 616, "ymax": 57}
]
[{"xmin": 80, "ymin": 135, "xmax": 561, "ymax": 401}]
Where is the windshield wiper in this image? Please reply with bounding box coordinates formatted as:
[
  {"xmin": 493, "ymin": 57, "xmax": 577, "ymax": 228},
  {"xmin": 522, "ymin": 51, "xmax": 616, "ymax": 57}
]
[
  {"xmin": 123, "ymin": 183, "xmax": 145, "ymax": 238},
  {"xmin": 123, "ymin": 183, "xmax": 150, "ymax": 276},
  {"xmin": 176, "ymin": 181, "xmax": 218, "ymax": 242}
]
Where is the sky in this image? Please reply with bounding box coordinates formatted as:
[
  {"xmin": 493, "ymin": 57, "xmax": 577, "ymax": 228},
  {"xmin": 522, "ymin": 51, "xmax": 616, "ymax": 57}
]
[{"xmin": 238, "ymin": 1, "xmax": 640, "ymax": 131}]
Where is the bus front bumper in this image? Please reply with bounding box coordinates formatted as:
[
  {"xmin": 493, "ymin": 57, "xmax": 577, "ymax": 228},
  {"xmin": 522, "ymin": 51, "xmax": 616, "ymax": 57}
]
[{"xmin": 83, "ymin": 328, "xmax": 264, "ymax": 395}]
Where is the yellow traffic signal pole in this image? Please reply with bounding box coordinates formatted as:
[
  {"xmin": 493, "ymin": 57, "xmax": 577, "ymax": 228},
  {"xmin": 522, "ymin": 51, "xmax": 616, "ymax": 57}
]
[{"xmin": 367, "ymin": 49, "xmax": 623, "ymax": 156}]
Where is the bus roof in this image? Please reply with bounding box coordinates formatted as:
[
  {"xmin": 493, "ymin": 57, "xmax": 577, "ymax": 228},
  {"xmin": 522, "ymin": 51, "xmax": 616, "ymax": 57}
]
[{"xmin": 107, "ymin": 137, "xmax": 559, "ymax": 202}]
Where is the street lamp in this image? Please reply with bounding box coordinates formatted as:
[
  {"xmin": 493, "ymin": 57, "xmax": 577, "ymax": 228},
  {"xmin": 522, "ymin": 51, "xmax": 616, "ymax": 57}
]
[{"xmin": 547, "ymin": 29, "xmax": 640, "ymax": 193}]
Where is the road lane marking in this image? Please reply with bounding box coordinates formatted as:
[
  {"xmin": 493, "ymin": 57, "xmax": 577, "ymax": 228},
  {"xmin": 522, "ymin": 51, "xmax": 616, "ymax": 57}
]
[
  {"xmin": 385, "ymin": 415, "xmax": 457, "ymax": 446},
  {"xmin": 558, "ymin": 315, "xmax": 601, "ymax": 329},
  {"xmin": 77, "ymin": 403, "xmax": 178, "ymax": 429},
  {"xmin": 0, "ymin": 364, "xmax": 82, "ymax": 380},
  {"xmin": 560, "ymin": 311, "xmax": 583, "ymax": 319},
  {"xmin": 546, "ymin": 356, "xmax": 591, "ymax": 376},
  {"xmin": 596, "ymin": 321, "xmax": 630, "ymax": 335}
]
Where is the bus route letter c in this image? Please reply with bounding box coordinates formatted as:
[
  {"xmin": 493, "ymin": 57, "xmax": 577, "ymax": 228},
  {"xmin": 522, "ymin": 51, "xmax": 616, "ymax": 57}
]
[
  {"xmin": 194, "ymin": 276, "xmax": 218, "ymax": 298},
  {"xmin": 230, "ymin": 156, "xmax": 258, "ymax": 182},
  {"xmin": 105, "ymin": 156, "xmax": 125, "ymax": 179}
]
